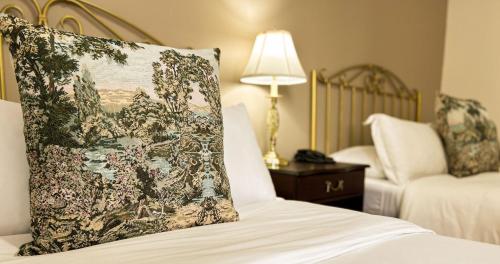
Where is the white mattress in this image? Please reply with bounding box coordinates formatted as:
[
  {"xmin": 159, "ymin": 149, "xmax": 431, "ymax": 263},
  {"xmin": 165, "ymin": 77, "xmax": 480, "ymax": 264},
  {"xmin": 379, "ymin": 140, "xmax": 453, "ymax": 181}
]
[
  {"xmin": 364, "ymin": 177, "xmax": 403, "ymax": 217},
  {"xmin": 1, "ymin": 200, "xmax": 500, "ymax": 263},
  {"xmin": 400, "ymin": 172, "xmax": 500, "ymax": 244}
]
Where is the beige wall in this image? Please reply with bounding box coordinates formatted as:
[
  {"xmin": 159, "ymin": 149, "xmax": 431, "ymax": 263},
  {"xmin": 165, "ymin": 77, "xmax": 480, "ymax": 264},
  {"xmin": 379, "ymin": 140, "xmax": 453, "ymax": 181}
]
[
  {"xmin": 1, "ymin": 0, "xmax": 447, "ymax": 158},
  {"xmin": 441, "ymin": 0, "xmax": 500, "ymax": 127}
]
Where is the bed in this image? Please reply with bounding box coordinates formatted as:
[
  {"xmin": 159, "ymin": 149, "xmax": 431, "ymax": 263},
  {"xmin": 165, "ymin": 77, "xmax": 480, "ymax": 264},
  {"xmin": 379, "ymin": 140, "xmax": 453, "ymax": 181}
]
[
  {"xmin": 309, "ymin": 64, "xmax": 500, "ymax": 244},
  {"xmin": 1, "ymin": 199, "xmax": 500, "ymax": 264},
  {"xmin": 401, "ymin": 172, "xmax": 500, "ymax": 244},
  {"xmin": 309, "ymin": 65, "xmax": 418, "ymax": 220},
  {"xmin": 1, "ymin": 0, "xmax": 500, "ymax": 262},
  {"xmin": 361, "ymin": 169, "xmax": 500, "ymax": 244},
  {"xmin": 1, "ymin": 99, "xmax": 497, "ymax": 263}
]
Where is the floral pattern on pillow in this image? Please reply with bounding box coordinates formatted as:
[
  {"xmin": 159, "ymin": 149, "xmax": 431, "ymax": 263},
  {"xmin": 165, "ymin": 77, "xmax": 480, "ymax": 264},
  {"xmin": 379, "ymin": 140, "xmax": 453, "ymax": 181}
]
[
  {"xmin": 435, "ymin": 94, "xmax": 499, "ymax": 177},
  {"xmin": 0, "ymin": 14, "xmax": 238, "ymax": 255}
]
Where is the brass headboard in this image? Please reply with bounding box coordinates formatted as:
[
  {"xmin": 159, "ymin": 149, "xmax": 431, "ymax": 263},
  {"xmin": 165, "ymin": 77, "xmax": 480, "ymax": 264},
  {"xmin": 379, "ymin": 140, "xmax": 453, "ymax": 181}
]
[
  {"xmin": 309, "ymin": 64, "xmax": 422, "ymax": 154},
  {"xmin": 0, "ymin": 0, "xmax": 163, "ymax": 100}
]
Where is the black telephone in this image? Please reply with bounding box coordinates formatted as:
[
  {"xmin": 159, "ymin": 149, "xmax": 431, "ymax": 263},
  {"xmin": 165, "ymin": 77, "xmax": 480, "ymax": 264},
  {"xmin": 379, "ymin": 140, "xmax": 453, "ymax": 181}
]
[{"xmin": 294, "ymin": 149, "xmax": 335, "ymax": 164}]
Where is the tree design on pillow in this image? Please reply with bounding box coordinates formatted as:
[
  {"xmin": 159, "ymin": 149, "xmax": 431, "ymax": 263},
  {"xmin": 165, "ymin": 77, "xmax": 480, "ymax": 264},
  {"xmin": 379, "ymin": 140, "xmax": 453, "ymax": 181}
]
[
  {"xmin": 0, "ymin": 14, "xmax": 238, "ymax": 255},
  {"xmin": 435, "ymin": 94, "xmax": 500, "ymax": 177}
]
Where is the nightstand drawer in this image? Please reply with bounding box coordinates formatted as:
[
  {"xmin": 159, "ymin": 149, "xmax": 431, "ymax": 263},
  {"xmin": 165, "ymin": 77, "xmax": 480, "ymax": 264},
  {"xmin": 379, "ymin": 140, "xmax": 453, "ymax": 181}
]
[
  {"xmin": 296, "ymin": 171, "xmax": 364, "ymax": 201},
  {"xmin": 269, "ymin": 162, "xmax": 367, "ymax": 211}
]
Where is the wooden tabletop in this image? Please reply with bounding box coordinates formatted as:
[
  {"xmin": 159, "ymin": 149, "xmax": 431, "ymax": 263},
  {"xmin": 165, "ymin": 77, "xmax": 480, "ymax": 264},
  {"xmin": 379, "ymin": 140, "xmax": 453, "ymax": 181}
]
[{"xmin": 269, "ymin": 162, "xmax": 369, "ymax": 176}]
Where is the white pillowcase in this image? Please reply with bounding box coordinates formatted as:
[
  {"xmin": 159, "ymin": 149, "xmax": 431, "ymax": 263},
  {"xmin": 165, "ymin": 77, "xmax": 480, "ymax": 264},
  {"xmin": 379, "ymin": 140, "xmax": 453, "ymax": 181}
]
[
  {"xmin": 0, "ymin": 102, "xmax": 276, "ymax": 235},
  {"xmin": 365, "ymin": 114, "xmax": 447, "ymax": 185},
  {"xmin": 0, "ymin": 100, "xmax": 30, "ymax": 236},
  {"xmin": 331, "ymin": 146, "xmax": 385, "ymax": 179},
  {"xmin": 222, "ymin": 104, "xmax": 277, "ymax": 209}
]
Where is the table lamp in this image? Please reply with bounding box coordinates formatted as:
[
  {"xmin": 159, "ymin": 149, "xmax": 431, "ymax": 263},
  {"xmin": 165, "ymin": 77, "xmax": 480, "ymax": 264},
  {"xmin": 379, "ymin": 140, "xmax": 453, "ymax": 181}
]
[{"xmin": 240, "ymin": 30, "xmax": 307, "ymax": 169}]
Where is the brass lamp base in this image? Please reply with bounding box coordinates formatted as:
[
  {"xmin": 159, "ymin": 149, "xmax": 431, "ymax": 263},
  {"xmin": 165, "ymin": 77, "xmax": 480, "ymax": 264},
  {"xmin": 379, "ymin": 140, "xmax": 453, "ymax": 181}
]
[
  {"xmin": 263, "ymin": 81, "xmax": 288, "ymax": 169},
  {"xmin": 263, "ymin": 151, "xmax": 288, "ymax": 169}
]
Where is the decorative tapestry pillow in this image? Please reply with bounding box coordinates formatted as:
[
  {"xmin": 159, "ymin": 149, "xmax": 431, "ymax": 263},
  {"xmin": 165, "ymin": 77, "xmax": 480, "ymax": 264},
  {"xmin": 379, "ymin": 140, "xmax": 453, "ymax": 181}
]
[
  {"xmin": 0, "ymin": 14, "xmax": 238, "ymax": 255},
  {"xmin": 435, "ymin": 93, "xmax": 500, "ymax": 177}
]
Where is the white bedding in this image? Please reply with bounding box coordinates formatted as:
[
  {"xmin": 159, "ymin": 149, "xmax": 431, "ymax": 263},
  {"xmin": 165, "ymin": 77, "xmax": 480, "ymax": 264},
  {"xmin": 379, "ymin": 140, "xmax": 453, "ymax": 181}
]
[
  {"xmin": 2, "ymin": 200, "xmax": 500, "ymax": 264},
  {"xmin": 364, "ymin": 178, "xmax": 403, "ymax": 218},
  {"xmin": 329, "ymin": 233, "xmax": 500, "ymax": 264},
  {"xmin": 0, "ymin": 200, "xmax": 431, "ymax": 263},
  {"xmin": 400, "ymin": 172, "xmax": 500, "ymax": 244}
]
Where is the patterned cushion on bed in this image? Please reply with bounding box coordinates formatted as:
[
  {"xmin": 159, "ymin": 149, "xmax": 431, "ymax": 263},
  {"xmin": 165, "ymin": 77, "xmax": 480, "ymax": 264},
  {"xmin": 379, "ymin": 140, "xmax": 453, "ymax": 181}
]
[
  {"xmin": 0, "ymin": 14, "xmax": 238, "ymax": 255},
  {"xmin": 435, "ymin": 94, "xmax": 500, "ymax": 177}
]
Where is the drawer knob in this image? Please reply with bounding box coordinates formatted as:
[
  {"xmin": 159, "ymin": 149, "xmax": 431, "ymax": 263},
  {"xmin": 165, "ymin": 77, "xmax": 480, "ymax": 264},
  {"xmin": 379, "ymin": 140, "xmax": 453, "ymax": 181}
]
[{"xmin": 325, "ymin": 179, "xmax": 344, "ymax": 193}]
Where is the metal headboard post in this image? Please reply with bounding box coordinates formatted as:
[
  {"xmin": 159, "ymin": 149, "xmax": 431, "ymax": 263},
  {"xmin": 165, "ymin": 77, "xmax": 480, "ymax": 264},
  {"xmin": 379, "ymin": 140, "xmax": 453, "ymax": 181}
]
[
  {"xmin": 0, "ymin": 0, "xmax": 163, "ymax": 100},
  {"xmin": 309, "ymin": 64, "xmax": 422, "ymax": 153}
]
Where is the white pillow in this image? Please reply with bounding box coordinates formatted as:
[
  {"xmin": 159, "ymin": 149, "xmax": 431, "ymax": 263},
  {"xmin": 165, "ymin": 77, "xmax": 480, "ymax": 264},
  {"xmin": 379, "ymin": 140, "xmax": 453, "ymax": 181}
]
[
  {"xmin": 365, "ymin": 114, "xmax": 447, "ymax": 185},
  {"xmin": 331, "ymin": 146, "xmax": 385, "ymax": 179},
  {"xmin": 222, "ymin": 104, "xmax": 277, "ymax": 209},
  {"xmin": 0, "ymin": 100, "xmax": 30, "ymax": 236}
]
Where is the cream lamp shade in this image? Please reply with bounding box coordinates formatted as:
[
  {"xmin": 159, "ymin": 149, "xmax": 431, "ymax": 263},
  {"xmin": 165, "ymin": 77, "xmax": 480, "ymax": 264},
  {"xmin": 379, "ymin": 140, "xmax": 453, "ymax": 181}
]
[
  {"xmin": 240, "ymin": 30, "xmax": 306, "ymax": 169},
  {"xmin": 240, "ymin": 30, "xmax": 306, "ymax": 86}
]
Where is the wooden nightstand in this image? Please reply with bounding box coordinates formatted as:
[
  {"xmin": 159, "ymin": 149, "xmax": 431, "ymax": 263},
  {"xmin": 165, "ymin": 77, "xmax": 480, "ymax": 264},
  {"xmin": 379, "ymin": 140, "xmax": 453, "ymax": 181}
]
[{"xmin": 269, "ymin": 162, "xmax": 368, "ymax": 211}]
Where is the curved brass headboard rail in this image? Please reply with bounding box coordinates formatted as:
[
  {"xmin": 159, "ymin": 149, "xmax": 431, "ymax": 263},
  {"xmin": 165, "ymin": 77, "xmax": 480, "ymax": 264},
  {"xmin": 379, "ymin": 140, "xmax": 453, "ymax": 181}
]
[
  {"xmin": 0, "ymin": 0, "xmax": 164, "ymax": 99},
  {"xmin": 309, "ymin": 64, "xmax": 422, "ymax": 153}
]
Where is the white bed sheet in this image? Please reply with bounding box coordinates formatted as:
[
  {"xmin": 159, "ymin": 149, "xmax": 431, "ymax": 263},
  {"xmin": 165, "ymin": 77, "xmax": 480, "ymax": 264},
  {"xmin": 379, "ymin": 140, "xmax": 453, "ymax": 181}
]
[
  {"xmin": 400, "ymin": 172, "xmax": 500, "ymax": 244},
  {"xmin": 327, "ymin": 233, "xmax": 500, "ymax": 264},
  {"xmin": 0, "ymin": 200, "xmax": 430, "ymax": 263},
  {"xmin": 1, "ymin": 200, "xmax": 499, "ymax": 264},
  {"xmin": 364, "ymin": 177, "xmax": 403, "ymax": 218}
]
